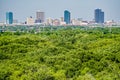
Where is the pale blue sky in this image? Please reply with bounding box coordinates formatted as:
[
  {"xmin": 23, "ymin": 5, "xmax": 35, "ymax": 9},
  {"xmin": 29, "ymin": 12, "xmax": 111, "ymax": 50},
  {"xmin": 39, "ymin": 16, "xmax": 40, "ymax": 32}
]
[{"xmin": 0, "ymin": 0, "xmax": 120, "ymax": 22}]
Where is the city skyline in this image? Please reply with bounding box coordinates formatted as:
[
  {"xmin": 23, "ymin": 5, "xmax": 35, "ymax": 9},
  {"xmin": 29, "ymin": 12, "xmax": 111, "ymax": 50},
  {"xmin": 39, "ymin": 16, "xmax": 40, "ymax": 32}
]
[{"xmin": 0, "ymin": 0, "xmax": 120, "ymax": 22}]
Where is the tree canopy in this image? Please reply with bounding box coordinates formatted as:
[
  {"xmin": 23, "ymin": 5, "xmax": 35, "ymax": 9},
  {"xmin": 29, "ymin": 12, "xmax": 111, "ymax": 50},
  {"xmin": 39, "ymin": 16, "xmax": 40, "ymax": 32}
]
[{"xmin": 0, "ymin": 27, "xmax": 120, "ymax": 80}]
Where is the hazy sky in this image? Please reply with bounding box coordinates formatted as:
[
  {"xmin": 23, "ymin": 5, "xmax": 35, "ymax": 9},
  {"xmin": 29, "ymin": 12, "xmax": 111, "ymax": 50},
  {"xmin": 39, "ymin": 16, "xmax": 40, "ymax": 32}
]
[{"xmin": 0, "ymin": 0, "xmax": 120, "ymax": 22}]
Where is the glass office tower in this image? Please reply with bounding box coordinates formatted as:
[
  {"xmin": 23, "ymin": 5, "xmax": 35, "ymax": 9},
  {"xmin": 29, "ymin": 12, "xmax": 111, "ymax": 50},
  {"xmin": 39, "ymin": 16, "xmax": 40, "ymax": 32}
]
[
  {"xmin": 64, "ymin": 10, "xmax": 71, "ymax": 24},
  {"xmin": 95, "ymin": 9, "xmax": 104, "ymax": 23},
  {"xmin": 6, "ymin": 12, "xmax": 13, "ymax": 24}
]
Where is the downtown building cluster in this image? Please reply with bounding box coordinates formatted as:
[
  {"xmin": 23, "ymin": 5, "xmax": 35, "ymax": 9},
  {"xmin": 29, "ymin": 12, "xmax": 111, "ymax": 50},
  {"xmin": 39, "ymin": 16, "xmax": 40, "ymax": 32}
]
[{"xmin": 1, "ymin": 9, "xmax": 117, "ymax": 26}]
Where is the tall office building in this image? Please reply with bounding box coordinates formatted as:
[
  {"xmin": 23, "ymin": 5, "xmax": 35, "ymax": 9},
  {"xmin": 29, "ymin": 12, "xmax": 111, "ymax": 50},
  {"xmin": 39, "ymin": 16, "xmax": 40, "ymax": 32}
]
[
  {"xmin": 35, "ymin": 11, "xmax": 45, "ymax": 23},
  {"xmin": 6, "ymin": 12, "xmax": 13, "ymax": 24},
  {"xmin": 95, "ymin": 9, "xmax": 104, "ymax": 23},
  {"xmin": 64, "ymin": 10, "xmax": 71, "ymax": 24}
]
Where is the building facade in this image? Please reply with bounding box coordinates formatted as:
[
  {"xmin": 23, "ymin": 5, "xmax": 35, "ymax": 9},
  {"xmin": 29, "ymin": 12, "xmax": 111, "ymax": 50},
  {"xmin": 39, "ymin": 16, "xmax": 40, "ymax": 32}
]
[
  {"xmin": 6, "ymin": 12, "xmax": 13, "ymax": 24},
  {"xmin": 95, "ymin": 9, "xmax": 104, "ymax": 23},
  {"xmin": 35, "ymin": 11, "xmax": 45, "ymax": 23},
  {"xmin": 64, "ymin": 10, "xmax": 71, "ymax": 24},
  {"xmin": 27, "ymin": 16, "xmax": 34, "ymax": 25}
]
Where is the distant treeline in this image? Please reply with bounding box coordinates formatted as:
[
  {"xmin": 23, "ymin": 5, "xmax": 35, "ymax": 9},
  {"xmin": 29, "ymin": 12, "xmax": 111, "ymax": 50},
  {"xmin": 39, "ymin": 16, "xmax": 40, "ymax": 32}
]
[{"xmin": 0, "ymin": 25, "xmax": 120, "ymax": 34}]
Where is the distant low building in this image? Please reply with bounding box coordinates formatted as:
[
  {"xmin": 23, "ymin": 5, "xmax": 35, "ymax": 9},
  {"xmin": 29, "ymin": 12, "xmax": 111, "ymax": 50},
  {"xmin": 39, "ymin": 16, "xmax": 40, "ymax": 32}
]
[
  {"xmin": 105, "ymin": 20, "xmax": 117, "ymax": 26},
  {"xmin": 53, "ymin": 19, "xmax": 60, "ymax": 26},
  {"xmin": 71, "ymin": 19, "xmax": 88, "ymax": 26},
  {"xmin": 60, "ymin": 21, "xmax": 66, "ymax": 25},
  {"xmin": 60, "ymin": 17, "xmax": 64, "ymax": 22},
  {"xmin": 46, "ymin": 18, "xmax": 53, "ymax": 25},
  {"xmin": 72, "ymin": 19, "xmax": 80, "ymax": 25},
  {"xmin": 27, "ymin": 16, "xmax": 34, "ymax": 25},
  {"xmin": 80, "ymin": 21, "xmax": 88, "ymax": 26}
]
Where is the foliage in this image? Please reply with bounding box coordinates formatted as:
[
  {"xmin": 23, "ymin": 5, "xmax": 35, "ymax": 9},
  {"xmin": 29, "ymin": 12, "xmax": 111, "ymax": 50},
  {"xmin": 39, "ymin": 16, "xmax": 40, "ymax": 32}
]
[{"xmin": 0, "ymin": 27, "xmax": 120, "ymax": 80}]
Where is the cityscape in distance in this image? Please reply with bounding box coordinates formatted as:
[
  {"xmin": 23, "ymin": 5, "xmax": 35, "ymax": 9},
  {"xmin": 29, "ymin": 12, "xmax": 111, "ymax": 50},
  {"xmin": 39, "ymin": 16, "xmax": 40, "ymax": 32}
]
[
  {"xmin": 1, "ymin": 1, "xmax": 120, "ymax": 80},
  {"xmin": 0, "ymin": 9, "xmax": 119, "ymax": 26},
  {"xmin": 0, "ymin": 0, "xmax": 120, "ymax": 27}
]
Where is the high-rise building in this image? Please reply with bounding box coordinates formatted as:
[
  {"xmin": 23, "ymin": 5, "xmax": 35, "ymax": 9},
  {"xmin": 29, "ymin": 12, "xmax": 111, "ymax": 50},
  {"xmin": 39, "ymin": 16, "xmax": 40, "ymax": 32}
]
[
  {"xmin": 35, "ymin": 11, "xmax": 45, "ymax": 23},
  {"xmin": 95, "ymin": 9, "xmax": 104, "ymax": 23},
  {"xmin": 64, "ymin": 10, "xmax": 71, "ymax": 24},
  {"xmin": 6, "ymin": 12, "xmax": 13, "ymax": 24}
]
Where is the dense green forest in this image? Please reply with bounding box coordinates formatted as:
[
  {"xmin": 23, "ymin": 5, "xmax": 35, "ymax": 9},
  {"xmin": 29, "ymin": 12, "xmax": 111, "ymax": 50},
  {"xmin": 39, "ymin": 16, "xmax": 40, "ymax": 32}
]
[{"xmin": 0, "ymin": 27, "xmax": 120, "ymax": 80}]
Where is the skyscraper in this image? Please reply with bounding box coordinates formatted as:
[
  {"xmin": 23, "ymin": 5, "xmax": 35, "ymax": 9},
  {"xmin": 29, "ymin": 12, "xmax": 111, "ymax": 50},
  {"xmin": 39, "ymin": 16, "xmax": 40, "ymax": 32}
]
[
  {"xmin": 95, "ymin": 9, "xmax": 104, "ymax": 23},
  {"xmin": 64, "ymin": 10, "xmax": 71, "ymax": 24},
  {"xmin": 6, "ymin": 12, "xmax": 13, "ymax": 24},
  {"xmin": 35, "ymin": 11, "xmax": 45, "ymax": 23}
]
